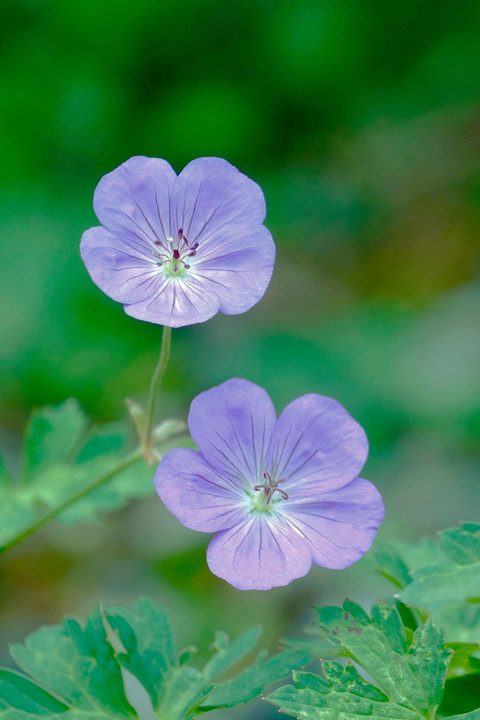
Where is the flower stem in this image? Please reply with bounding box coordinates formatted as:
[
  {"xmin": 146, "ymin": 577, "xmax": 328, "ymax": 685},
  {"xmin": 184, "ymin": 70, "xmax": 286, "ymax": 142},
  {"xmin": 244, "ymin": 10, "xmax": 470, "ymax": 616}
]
[
  {"xmin": 0, "ymin": 450, "xmax": 142, "ymax": 556},
  {"xmin": 142, "ymin": 325, "xmax": 172, "ymax": 463}
]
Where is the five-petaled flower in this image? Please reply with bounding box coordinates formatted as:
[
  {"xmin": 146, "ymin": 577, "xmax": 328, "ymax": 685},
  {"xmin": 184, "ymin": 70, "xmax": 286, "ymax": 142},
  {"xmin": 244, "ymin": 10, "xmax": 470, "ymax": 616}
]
[
  {"xmin": 154, "ymin": 379, "xmax": 384, "ymax": 590},
  {"xmin": 80, "ymin": 156, "xmax": 275, "ymax": 327}
]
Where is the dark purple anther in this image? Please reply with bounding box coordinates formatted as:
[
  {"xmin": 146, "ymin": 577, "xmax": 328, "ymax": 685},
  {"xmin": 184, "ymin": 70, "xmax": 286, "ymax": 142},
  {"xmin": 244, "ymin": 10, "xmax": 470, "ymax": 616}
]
[
  {"xmin": 253, "ymin": 471, "xmax": 289, "ymax": 504},
  {"xmin": 173, "ymin": 249, "xmax": 180, "ymax": 259}
]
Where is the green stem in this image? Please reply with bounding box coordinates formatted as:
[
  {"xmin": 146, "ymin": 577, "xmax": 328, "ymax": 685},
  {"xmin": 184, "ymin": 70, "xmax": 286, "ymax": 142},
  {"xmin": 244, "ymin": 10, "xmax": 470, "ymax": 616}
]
[
  {"xmin": 142, "ymin": 325, "xmax": 172, "ymax": 462},
  {"xmin": 0, "ymin": 450, "xmax": 141, "ymax": 556}
]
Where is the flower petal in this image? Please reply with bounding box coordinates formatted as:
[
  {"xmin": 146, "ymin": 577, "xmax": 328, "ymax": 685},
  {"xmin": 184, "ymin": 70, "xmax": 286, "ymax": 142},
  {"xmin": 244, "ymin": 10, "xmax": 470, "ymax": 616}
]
[
  {"xmin": 154, "ymin": 448, "xmax": 247, "ymax": 532},
  {"xmin": 194, "ymin": 224, "xmax": 275, "ymax": 314},
  {"xmin": 267, "ymin": 395, "xmax": 368, "ymax": 496},
  {"xmin": 94, "ymin": 156, "xmax": 177, "ymax": 246},
  {"xmin": 80, "ymin": 226, "xmax": 160, "ymax": 303},
  {"xmin": 284, "ymin": 477, "xmax": 385, "ymax": 569},
  {"xmin": 207, "ymin": 515, "xmax": 312, "ymax": 590},
  {"xmin": 188, "ymin": 379, "xmax": 277, "ymax": 488},
  {"xmin": 124, "ymin": 273, "xmax": 221, "ymax": 327},
  {"xmin": 171, "ymin": 157, "xmax": 266, "ymax": 246}
]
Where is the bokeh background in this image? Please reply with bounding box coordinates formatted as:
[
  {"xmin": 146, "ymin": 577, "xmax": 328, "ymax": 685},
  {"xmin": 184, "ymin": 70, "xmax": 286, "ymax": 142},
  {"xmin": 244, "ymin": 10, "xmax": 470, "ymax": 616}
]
[{"xmin": 1, "ymin": 0, "xmax": 480, "ymax": 716}]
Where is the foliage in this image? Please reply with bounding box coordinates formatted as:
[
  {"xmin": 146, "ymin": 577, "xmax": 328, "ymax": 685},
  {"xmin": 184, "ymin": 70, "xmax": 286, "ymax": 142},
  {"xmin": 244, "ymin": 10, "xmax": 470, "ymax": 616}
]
[
  {"xmin": 0, "ymin": 400, "xmax": 186, "ymax": 552},
  {"xmin": 0, "ymin": 597, "xmax": 311, "ymax": 720},
  {"xmin": 371, "ymin": 524, "xmax": 480, "ymax": 643},
  {"xmin": 268, "ymin": 600, "xmax": 478, "ymax": 720}
]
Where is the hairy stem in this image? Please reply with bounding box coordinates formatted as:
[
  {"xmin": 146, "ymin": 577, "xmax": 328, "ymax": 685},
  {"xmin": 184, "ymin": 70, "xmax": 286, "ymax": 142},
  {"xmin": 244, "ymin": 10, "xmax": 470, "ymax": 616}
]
[
  {"xmin": 0, "ymin": 450, "xmax": 142, "ymax": 556},
  {"xmin": 142, "ymin": 325, "xmax": 172, "ymax": 463}
]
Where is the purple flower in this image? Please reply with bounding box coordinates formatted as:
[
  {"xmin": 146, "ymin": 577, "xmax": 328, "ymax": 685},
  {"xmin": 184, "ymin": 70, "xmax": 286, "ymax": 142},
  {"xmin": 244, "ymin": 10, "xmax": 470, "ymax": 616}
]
[
  {"xmin": 80, "ymin": 157, "xmax": 275, "ymax": 327},
  {"xmin": 154, "ymin": 379, "xmax": 384, "ymax": 590}
]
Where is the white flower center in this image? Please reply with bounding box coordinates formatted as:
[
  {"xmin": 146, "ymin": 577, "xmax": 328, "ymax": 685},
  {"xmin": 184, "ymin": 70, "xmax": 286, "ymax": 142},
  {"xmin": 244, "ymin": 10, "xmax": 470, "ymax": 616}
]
[
  {"xmin": 153, "ymin": 228, "xmax": 198, "ymax": 279},
  {"xmin": 250, "ymin": 472, "xmax": 288, "ymax": 514}
]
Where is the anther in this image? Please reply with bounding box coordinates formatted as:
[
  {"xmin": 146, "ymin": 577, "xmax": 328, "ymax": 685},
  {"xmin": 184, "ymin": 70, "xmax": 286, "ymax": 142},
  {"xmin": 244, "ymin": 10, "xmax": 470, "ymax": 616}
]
[
  {"xmin": 253, "ymin": 472, "xmax": 289, "ymax": 505},
  {"xmin": 173, "ymin": 249, "xmax": 180, "ymax": 259}
]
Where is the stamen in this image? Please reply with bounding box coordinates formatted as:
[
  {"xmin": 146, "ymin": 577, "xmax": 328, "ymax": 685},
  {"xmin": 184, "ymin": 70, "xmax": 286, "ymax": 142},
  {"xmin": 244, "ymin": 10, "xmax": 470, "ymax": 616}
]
[
  {"xmin": 151, "ymin": 232, "xmax": 198, "ymax": 276},
  {"xmin": 253, "ymin": 472, "xmax": 289, "ymax": 505}
]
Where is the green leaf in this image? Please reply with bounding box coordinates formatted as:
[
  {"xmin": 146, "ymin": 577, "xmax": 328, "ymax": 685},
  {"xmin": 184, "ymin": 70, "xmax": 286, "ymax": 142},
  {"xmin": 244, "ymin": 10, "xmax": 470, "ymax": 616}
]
[
  {"xmin": 446, "ymin": 643, "xmax": 480, "ymax": 677},
  {"xmin": 108, "ymin": 599, "xmax": 311, "ymax": 716},
  {"xmin": 267, "ymin": 601, "xmax": 461, "ymax": 720},
  {"xmin": 21, "ymin": 400, "xmax": 89, "ymax": 481},
  {"xmin": 201, "ymin": 645, "xmax": 312, "ymax": 710},
  {"xmin": 10, "ymin": 611, "xmax": 134, "ymax": 718},
  {"xmin": 0, "ymin": 400, "xmax": 186, "ymax": 551},
  {"xmin": 268, "ymin": 663, "xmax": 422, "ymax": 720},
  {"xmin": 0, "ymin": 668, "xmax": 68, "ymax": 716},
  {"xmin": 0, "ymin": 598, "xmax": 313, "ymax": 720},
  {"xmin": 371, "ymin": 525, "xmax": 480, "ymax": 643},
  {"xmin": 369, "ymin": 536, "xmax": 443, "ymax": 589},
  {"xmin": 399, "ymin": 525, "xmax": 480, "ymax": 642},
  {"xmin": 314, "ymin": 600, "xmax": 452, "ymax": 714},
  {"xmin": 445, "ymin": 711, "xmax": 480, "ymax": 720}
]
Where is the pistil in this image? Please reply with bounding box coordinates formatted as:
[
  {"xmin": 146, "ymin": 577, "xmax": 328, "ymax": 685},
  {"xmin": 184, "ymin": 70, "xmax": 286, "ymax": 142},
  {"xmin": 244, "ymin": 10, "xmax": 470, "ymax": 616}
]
[
  {"xmin": 253, "ymin": 472, "xmax": 289, "ymax": 507},
  {"xmin": 153, "ymin": 228, "xmax": 199, "ymax": 277}
]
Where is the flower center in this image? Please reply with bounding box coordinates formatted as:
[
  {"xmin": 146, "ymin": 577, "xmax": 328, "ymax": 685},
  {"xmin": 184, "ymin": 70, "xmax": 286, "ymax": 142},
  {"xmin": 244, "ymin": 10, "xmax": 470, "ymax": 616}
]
[
  {"xmin": 251, "ymin": 472, "xmax": 289, "ymax": 513},
  {"xmin": 153, "ymin": 228, "xmax": 198, "ymax": 279}
]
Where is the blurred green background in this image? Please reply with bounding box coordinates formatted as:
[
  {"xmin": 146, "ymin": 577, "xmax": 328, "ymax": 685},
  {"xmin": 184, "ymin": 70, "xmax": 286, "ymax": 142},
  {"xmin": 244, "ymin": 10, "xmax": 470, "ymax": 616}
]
[{"xmin": 1, "ymin": 0, "xmax": 480, "ymax": 715}]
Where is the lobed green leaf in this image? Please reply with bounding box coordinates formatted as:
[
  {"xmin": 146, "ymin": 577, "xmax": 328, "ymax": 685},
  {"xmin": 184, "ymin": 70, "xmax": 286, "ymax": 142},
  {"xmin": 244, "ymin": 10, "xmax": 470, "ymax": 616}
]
[
  {"xmin": 314, "ymin": 600, "xmax": 452, "ymax": 714},
  {"xmin": 0, "ymin": 598, "xmax": 312, "ymax": 719},
  {"xmin": 0, "ymin": 400, "xmax": 186, "ymax": 551}
]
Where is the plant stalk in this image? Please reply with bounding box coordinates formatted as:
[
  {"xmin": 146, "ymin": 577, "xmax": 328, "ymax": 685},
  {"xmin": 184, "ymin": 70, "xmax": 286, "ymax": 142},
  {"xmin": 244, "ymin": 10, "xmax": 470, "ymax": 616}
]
[
  {"xmin": 0, "ymin": 450, "xmax": 142, "ymax": 556},
  {"xmin": 141, "ymin": 325, "xmax": 172, "ymax": 463}
]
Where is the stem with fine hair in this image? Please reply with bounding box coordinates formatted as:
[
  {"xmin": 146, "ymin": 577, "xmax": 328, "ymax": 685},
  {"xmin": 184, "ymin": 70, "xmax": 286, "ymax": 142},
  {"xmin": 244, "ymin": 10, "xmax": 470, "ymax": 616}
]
[
  {"xmin": 0, "ymin": 449, "xmax": 142, "ymax": 556},
  {"xmin": 142, "ymin": 325, "xmax": 172, "ymax": 462}
]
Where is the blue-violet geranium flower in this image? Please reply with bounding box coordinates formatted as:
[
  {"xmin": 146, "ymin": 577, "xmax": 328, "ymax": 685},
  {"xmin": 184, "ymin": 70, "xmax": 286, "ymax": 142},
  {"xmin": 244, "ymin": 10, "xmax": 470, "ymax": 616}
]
[
  {"xmin": 80, "ymin": 156, "xmax": 275, "ymax": 327},
  {"xmin": 154, "ymin": 378, "xmax": 384, "ymax": 590}
]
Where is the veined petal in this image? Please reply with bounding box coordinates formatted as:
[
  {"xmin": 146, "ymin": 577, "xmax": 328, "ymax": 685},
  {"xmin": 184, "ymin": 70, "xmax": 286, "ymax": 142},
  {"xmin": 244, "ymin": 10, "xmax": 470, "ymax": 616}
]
[
  {"xmin": 194, "ymin": 225, "xmax": 276, "ymax": 314},
  {"xmin": 171, "ymin": 157, "xmax": 266, "ymax": 246},
  {"xmin": 207, "ymin": 515, "xmax": 312, "ymax": 590},
  {"xmin": 124, "ymin": 273, "xmax": 221, "ymax": 327},
  {"xmin": 154, "ymin": 448, "xmax": 247, "ymax": 532},
  {"xmin": 267, "ymin": 395, "xmax": 368, "ymax": 495},
  {"xmin": 94, "ymin": 156, "xmax": 176, "ymax": 247},
  {"xmin": 284, "ymin": 477, "xmax": 385, "ymax": 569},
  {"xmin": 80, "ymin": 226, "xmax": 159, "ymax": 303},
  {"xmin": 81, "ymin": 156, "xmax": 275, "ymax": 327},
  {"xmin": 188, "ymin": 379, "xmax": 277, "ymax": 487}
]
